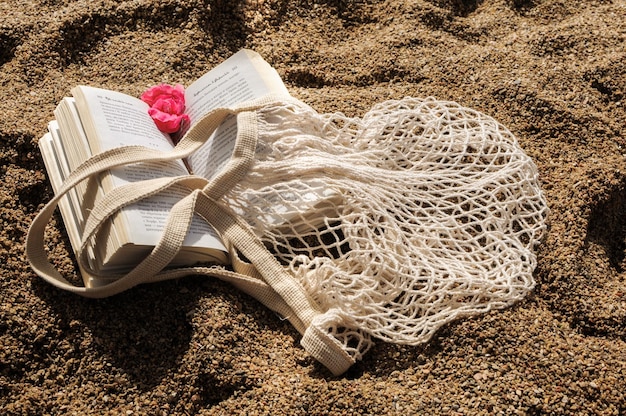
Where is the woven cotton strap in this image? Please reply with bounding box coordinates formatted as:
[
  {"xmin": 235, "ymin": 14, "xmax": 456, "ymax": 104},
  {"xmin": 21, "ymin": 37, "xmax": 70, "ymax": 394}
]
[
  {"xmin": 27, "ymin": 94, "xmax": 278, "ymax": 294},
  {"xmin": 26, "ymin": 93, "xmax": 354, "ymax": 376}
]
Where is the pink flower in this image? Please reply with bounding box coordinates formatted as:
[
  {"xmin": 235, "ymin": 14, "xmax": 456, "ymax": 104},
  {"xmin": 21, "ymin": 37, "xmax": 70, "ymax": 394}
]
[{"xmin": 141, "ymin": 83, "xmax": 190, "ymax": 135}]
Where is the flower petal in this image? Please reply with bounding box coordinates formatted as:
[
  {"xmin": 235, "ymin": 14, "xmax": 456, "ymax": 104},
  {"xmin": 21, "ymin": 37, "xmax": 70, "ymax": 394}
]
[{"xmin": 148, "ymin": 108, "xmax": 188, "ymax": 134}]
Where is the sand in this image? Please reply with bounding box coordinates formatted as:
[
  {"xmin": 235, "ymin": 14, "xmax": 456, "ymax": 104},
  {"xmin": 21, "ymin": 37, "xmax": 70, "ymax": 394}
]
[{"xmin": 1, "ymin": 0, "xmax": 625, "ymax": 414}]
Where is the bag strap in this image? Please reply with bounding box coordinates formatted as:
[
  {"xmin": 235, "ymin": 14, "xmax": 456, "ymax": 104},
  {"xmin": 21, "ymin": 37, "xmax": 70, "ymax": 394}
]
[
  {"xmin": 26, "ymin": 93, "xmax": 355, "ymax": 375},
  {"xmin": 192, "ymin": 190, "xmax": 355, "ymax": 375},
  {"xmin": 27, "ymin": 95, "xmax": 278, "ymax": 293}
]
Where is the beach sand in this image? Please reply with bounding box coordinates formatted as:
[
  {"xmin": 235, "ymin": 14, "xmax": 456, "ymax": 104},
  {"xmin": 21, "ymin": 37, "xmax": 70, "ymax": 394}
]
[{"xmin": 1, "ymin": 0, "xmax": 625, "ymax": 414}]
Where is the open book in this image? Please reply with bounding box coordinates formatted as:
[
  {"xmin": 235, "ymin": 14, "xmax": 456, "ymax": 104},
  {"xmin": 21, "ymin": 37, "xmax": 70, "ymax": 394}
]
[{"xmin": 39, "ymin": 49, "xmax": 292, "ymax": 287}]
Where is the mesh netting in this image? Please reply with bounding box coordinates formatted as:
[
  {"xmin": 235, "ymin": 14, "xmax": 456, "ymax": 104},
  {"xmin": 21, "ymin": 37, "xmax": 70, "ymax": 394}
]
[{"xmin": 225, "ymin": 97, "xmax": 548, "ymax": 362}]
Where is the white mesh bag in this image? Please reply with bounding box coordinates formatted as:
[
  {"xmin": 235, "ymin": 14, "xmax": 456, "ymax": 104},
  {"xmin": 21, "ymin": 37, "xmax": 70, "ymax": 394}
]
[{"xmin": 28, "ymin": 95, "xmax": 549, "ymax": 375}]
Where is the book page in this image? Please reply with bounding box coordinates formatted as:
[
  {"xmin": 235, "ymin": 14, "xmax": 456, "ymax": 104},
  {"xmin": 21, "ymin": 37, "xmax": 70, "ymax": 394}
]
[
  {"xmin": 185, "ymin": 50, "xmax": 340, "ymax": 234},
  {"xmin": 71, "ymin": 86, "xmax": 226, "ymax": 253},
  {"xmin": 185, "ymin": 49, "xmax": 289, "ymax": 180},
  {"xmin": 54, "ymin": 98, "xmax": 94, "ymax": 170},
  {"xmin": 53, "ymin": 101, "xmax": 104, "ymax": 229},
  {"xmin": 38, "ymin": 133, "xmax": 83, "ymax": 252},
  {"xmin": 72, "ymin": 86, "xmax": 176, "ymax": 153},
  {"xmin": 47, "ymin": 120, "xmax": 93, "ymax": 229},
  {"xmin": 71, "ymin": 86, "xmax": 187, "ymax": 185}
]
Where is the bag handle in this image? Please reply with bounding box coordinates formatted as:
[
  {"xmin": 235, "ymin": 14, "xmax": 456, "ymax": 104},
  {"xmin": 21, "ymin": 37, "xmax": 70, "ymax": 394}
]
[
  {"xmin": 26, "ymin": 93, "xmax": 355, "ymax": 375},
  {"xmin": 26, "ymin": 94, "xmax": 280, "ymax": 294}
]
